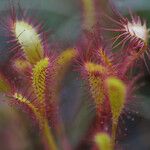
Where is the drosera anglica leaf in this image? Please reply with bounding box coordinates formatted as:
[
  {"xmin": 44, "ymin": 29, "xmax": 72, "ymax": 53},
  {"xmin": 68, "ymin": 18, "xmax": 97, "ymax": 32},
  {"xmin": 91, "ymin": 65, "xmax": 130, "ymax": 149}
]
[
  {"xmin": 13, "ymin": 21, "xmax": 44, "ymax": 64},
  {"xmin": 105, "ymin": 77, "xmax": 126, "ymax": 143},
  {"xmin": 32, "ymin": 57, "xmax": 49, "ymax": 107},
  {"xmin": 84, "ymin": 62, "xmax": 106, "ymax": 108},
  {"xmin": 31, "ymin": 56, "xmax": 59, "ymax": 126},
  {"xmin": 56, "ymin": 48, "xmax": 77, "ymax": 76},
  {"xmin": 56, "ymin": 48, "xmax": 77, "ymax": 78}
]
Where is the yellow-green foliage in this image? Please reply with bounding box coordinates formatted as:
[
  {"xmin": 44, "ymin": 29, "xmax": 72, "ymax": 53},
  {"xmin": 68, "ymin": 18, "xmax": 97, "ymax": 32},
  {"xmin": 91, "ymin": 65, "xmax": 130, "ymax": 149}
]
[
  {"xmin": 32, "ymin": 57, "xmax": 49, "ymax": 104},
  {"xmin": 106, "ymin": 77, "xmax": 126, "ymax": 123},
  {"xmin": 95, "ymin": 133, "xmax": 112, "ymax": 150},
  {"xmin": 105, "ymin": 77, "xmax": 126, "ymax": 141},
  {"xmin": 0, "ymin": 74, "xmax": 11, "ymax": 92},
  {"xmin": 14, "ymin": 21, "xmax": 44, "ymax": 64},
  {"xmin": 84, "ymin": 62, "xmax": 106, "ymax": 106}
]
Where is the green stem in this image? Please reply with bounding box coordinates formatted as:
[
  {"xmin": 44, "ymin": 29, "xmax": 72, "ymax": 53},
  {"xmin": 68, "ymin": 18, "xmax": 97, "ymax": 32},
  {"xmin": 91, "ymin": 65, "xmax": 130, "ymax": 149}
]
[
  {"xmin": 41, "ymin": 119, "xmax": 57, "ymax": 150},
  {"xmin": 112, "ymin": 121, "xmax": 118, "ymax": 147}
]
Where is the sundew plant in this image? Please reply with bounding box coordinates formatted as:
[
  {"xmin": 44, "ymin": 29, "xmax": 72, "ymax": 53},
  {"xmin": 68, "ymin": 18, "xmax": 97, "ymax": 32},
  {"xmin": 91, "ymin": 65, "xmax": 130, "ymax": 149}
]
[{"xmin": 0, "ymin": 0, "xmax": 150, "ymax": 150}]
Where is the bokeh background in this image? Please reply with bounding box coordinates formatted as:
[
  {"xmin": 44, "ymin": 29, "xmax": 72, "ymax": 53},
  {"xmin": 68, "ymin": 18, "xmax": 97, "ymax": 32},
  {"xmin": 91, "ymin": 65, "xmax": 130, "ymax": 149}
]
[{"xmin": 0, "ymin": 0, "xmax": 150, "ymax": 150}]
